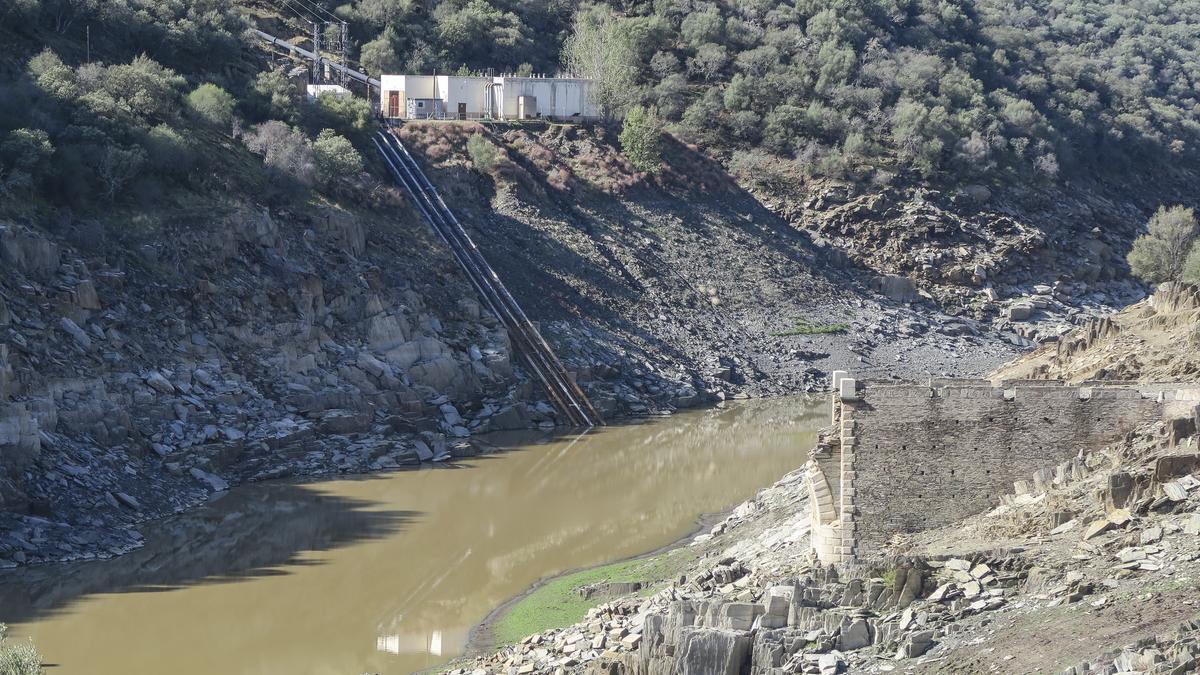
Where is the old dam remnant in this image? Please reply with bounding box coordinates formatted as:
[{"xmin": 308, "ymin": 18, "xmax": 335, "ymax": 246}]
[{"xmin": 809, "ymin": 374, "xmax": 1200, "ymax": 564}]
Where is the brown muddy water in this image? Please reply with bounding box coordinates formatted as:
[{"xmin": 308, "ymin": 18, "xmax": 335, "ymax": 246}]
[{"xmin": 0, "ymin": 398, "xmax": 823, "ymax": 674}]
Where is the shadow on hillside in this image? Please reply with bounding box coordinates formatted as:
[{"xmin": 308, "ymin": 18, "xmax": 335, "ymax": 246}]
[{"xmin": 0, "ymin": 476, "xmax": 419, "ymax": 626}]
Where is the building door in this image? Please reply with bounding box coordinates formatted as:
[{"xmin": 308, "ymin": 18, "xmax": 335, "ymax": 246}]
[
  {"xmin": 388, "ymin": 91, "xmax": 400, "ymax": 118},
  {"xmin": 457, "ymin": 102, "xmax": 467, "ymax": 120}
]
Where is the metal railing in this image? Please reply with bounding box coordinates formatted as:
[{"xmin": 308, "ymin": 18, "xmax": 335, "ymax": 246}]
[{"xmin": 372, "ymin": 128, "xmax": 602, "ymax": 428}]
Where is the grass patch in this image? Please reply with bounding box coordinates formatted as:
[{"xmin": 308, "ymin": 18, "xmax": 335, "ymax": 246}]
[
  {"xmin": 773, "ymin": 318, "xmax": 850, "ymax": 336},
  {"xmin": 492, "ymin": 549, "xmax": 695, "ymax": 647}
]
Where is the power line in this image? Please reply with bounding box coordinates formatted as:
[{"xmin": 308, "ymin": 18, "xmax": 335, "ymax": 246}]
[{"xmin": 290, "ymin": 0, "xmax": 340, "ymax": 23}]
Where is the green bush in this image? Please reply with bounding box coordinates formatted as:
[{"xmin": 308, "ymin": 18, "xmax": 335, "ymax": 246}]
[
  {"xmin": 0, "ymin": 624, "xmax": 42, "ymax": 675},
  {"xmin": 312, "ymin": 94, "xmax": 373, "ymax": 142},
  {"xmin": 1182, "ymin": 241, "xmax": 1200, "ymax": 287},
  {"xmin": 186, "ymin": 83, "xmax": 236, "ymax": 128},
  {"xmin": 466, "ymin": 133, "xmax": 500, "ymax": 173},
  {"xmin": 1128, "ymin": 206, "xmax": 1198, "ymax": 283},
  {"xmin": 249, "ymin": 70, "xmax": 299, "ymax": 124},
  {"xmin": 620, "ymin": 105, "xmax": 664, "ymax": 174},
  {"xmin": 313, "ymin": 129, "xmax": 364, "ymax": 183}
]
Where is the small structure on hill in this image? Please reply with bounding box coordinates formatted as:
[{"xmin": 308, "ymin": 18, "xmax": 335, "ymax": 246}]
[
  {"xmin": 305, "ymin": 83, "xmax": 351, "ymax": 102},
  {"xmin": 378, "ymin": 74, "xmax": 598, "ymax": 121}
]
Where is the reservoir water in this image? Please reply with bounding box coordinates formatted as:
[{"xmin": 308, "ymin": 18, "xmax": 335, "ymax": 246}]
[{"xmin": 0, "ymin": 398, "xmax": 822, "ymax": 674}]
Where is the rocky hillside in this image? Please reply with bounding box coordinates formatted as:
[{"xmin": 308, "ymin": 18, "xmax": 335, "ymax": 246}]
[
  {"xmin": 995, "ymin": 282, "xmax": 1200, "ymax": 383},
  {"xmin": 398, "ymin": 121, "xmax": 1025, "ymax": 394},
  {"xmin": 0, "ymin": 117, "xmax": 1031, "ymax": 570}
]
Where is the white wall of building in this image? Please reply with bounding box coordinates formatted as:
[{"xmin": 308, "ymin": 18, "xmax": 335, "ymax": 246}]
[
  {"xmin": 495, "ymin": 77, "xmax": 597, "ymax": 120},
  {"xmin": 379, "ymin": 74, "xmax": 597, "ymax": 120},
  {"xmin": 437, "ymin": 76, "xmax": 492, "ymax": 118}
]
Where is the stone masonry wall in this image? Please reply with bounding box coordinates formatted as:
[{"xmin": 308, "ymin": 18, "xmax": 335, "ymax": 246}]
[{"xmin": 811, "ymin": 377, "xmax": 1172, "ymax": 563}]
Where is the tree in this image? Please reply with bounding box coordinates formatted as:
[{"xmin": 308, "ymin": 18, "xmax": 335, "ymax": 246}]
[
  {"xmin": 314, "ymin": 93, "xmax": 373, "ymax": 141},
  {"xmin": 90, "ymin": 55, "xmax": 185, "ymax": 122},
  {"xmin": 1128, "ymin": 206, "xmax": 1199, "ymax": 283},
  {"xmin": 95, "ymin": 144, "xmax": 145, "ymax": 201},
  {"xmin": 360, "ymin": 28, "xmax": 402, "ymax": 76},
  {"xmin": 186, "ymin": 83, "xmax": 235, "ymax": 128},
  {"xmin": 251, "ymin": 70, "xmax": 299, "ymax": 123},
  {"xmin": 620, "ymin": 105, "xmax": 664, "ymax": 174},
  {"xmin": 312, "ymin": 129, "xmax": 363, "ymax": 183},
  {"xmin": 27, "ymin": 49, "xmax": 79, "ymax": 101},
  {"xmin": 562, "ymin": 6, "xmax": 639, "ymax": 121}
]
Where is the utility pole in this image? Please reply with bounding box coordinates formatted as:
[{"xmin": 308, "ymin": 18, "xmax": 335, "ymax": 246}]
[
  {"xmin": 312, "ymin": 21, "xmax": 323, "ymax": 84},
  {"xmin": 86, "ymin": 24, "xmax": 91, "ymax": 63},
  {"xmin": 339, "ymin": 21, "xmax": 349, "ymax": 87}
]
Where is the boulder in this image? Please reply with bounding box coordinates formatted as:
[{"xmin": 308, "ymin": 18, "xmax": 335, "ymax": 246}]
[
  {"xmin": 189, "ymin": 467, "xmax": 229, "ymax": 492},
  {"xmin": 877, "ymin": 275, "xmax": 917, "ymax": 302},
  {"xmin": 673, "ymin": 627, "xmax": 751, "ymax": 675},
  {"xmin": 1007, "ymin": 303, "xmax": 1034, "ymax": 321},
  {"xmin": 368, "ymin": 313, "xmax": 410, "ymax": 351},
  {"xmin": 0, "ymin": 225, "xmax": 61, "ymax": 279},
  {"xmin": 0, "ymin": 403, "xmax": 41, "ymax": 473},
  {"xmin": 838, "ymin": 618, "xmax": 872, "ymax": 650},
  {"xmin": 408, "ymin": 356, "xmax": 466, "ymax": 394},
  {"xmin": 60, "ymin": 317, "xmax": 92, "ymax": 349},
  {"xmin": 143, "ymin": 371, "xmax": 175, "ymax": 395}
]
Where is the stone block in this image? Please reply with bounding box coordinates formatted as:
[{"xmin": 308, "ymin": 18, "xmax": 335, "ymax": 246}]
[
  {"xmin": 673, "ymin": 627, "xmax": 750, "ymax": 675},
  {"xmin": 839, "ymin": 377, "xmax": 857, "ymax": 402}
]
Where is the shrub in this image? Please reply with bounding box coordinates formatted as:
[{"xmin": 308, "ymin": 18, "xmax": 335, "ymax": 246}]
[
  {"xmin": 186, "ymin": 83, "xmax": 236, "ymax": 128},
  {"xmin": 466, "ymin": 133, "xmax": 500, "ymax": 173},
  {"xmin": 250, "ymin": 70, "xmax": 299, "ymax": 124},
  {"xmin": 1182, "ymin": 241, "xmax": 1200, "ymax": 287},
  {"xmin": 243, "ymin": 121, "xmax": 316, "ymax": 187},
  {"xmin": 313, "ymin": 94, "xmax": 373, "ymax": 142},
  {"xmin": 312, "ymin": 129, "xmax": 363, "ymax": 183},
  {"xmin": 1127, "ymin": 206, "xmax": 1198, "ymax": 283},
  {"xmin": 88, "ymin": 55, "xmax": 185, "ymax": 122},
  {"xmin": 27, "ymin": 49, "xmax": 78, "ymax": 100},
  {"xmin": 144, "ymin": 124, "xmax": 194, "ymax": 176},
  {"xmin": 620, "ymin": 105, "xmax": 664, "ymax": 174},
  {"xmin": 0, "ymin": 624, "xmax": 42, "ymax": 675},
  {"xmin": 0, "ymin": 128, "xmax": 54, "ymax": 196}
]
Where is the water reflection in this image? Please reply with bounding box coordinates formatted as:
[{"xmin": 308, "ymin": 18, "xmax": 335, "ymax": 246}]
[
  {"xmin": 0, "ymin": 398, "xmax": 823, "ymax": 675},
  {"xmin": 0, "ymin": 484, "xmax": 417, "ymax": 626}
]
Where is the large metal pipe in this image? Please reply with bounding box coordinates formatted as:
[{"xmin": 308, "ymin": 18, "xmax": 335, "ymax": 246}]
[{"xmin": 253, "ymin": 29, "xmax": 381, "ymax": 88}]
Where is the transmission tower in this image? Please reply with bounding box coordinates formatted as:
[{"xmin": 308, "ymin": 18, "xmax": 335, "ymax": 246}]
[
  {"xmin": 339, "ymin": 21, "xmax": 350, "ymax": 86},
  {"xmin": 312, "ymin": 20, "xmax": 323, "ymax": 83}
]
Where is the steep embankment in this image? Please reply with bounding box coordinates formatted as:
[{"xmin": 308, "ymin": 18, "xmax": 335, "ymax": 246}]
[
  {"xmin": 398, "ymin": 121, "xmax": 1024, "ymax": 396},
  {"xmin": 995, "ymin": 282, "xmax": 1200, "ymax": 383}
]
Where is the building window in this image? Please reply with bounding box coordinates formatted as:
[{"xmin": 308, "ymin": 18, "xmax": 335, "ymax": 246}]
[{"xmin": 416, "ymin": 101, "xmax": 425, "ymax": 108}]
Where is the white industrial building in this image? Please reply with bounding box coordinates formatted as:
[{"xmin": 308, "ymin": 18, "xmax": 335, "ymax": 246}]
[{"xmin": 379, "ymin": 74, "xmax": 598, "ymax": 121}]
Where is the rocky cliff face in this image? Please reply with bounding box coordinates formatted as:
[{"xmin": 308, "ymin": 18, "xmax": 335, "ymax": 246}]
[{"xmin": 0, "ymin": 188, "xmax": 708, "ymax": 566}]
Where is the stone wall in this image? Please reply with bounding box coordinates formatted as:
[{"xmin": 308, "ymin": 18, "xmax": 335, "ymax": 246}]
[{"xmin": 810, "ymin": 375, "xmax": 1183, "ymax": 564}]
